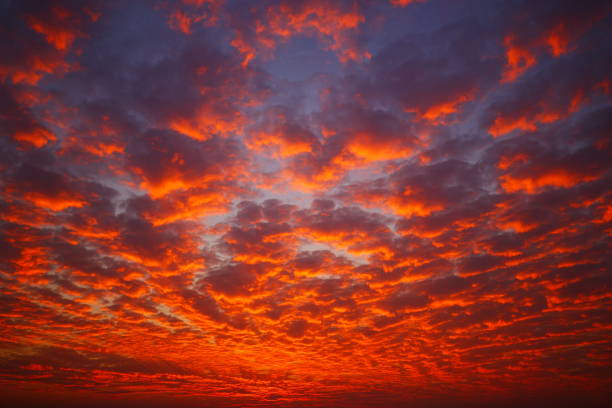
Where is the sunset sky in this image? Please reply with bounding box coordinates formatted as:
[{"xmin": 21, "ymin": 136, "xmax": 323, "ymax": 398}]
[{"xmin": 1, "ymin": 0, "xmax": 611, "ymax": 407}]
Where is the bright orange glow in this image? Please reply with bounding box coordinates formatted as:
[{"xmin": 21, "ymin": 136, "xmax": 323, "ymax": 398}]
[
  {"xmin": 501, "ymin": 36, "xmax": 536, "ymax": 83},
  {"xmin": 27, "ymin": 9, "xmax": 79, "ymax": 51},
  {"xmin": 546, "ymin": 23, "xmax": 571, "ymax": 56},
  {"xmin": 23, "ymin": 192, "xmax": 87, "ymax": 211},
  {"xmin": 422, "ymin": 94, "xmax": 470, "ymax": 121},
  {"xmin": 497, "ymin": 153, "xmax": 529, "ymax": 170},
  {"xmin": 168, "ymin": 9, "xmax": 201, "ymax": 34},
  {"xmin": 489, "ymin": 110, "xmax": 563, "ymax": 137},
  {"xmin": 248, "ymin": 130, "xmax": 313, "ymax": 157},
  {"xmin": 230, "ymin": 0, "xmax": 369, "ymax": 65},
  {"xmin": 13, "ymin": 128, "xmax": 56, "ymax": 148},
  {"xmin": 500, "ymin": 171, "xmax": 599, "ymax": 193},
  {"xmin": 390, "ymin": 0, "xmax": 424, "ymax": 6},
  {"xmin": 347, "ymin": 132, "xmax": 413, "ymax": 161},
  {"xmin": 169, "ymin": 118, "xmax": 208, "ymax": 140}
]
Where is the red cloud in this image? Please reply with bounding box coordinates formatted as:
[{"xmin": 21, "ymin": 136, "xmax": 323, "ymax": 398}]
[
  {"xmin": 1, "ymin": 1, "xmax": 611, "ymax": 407},
  {"xmin": 500, "ymin": 1, "xmax": 609, "ymax": 83},
  {"xmin": 229, "ymin": 0, "xmax": 369, "ymax": 66}
]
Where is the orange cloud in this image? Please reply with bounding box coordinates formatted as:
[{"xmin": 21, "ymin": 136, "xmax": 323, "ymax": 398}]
[
  {"xmin": 27, "ymin": 7, "xmax": 83, "ymax": 51},
  {"xmin": 249, "ymin": 130, "xmax": 313, "ymax": 157},
  {"xmin": 390, "ymin": 0, "xmax": 425, "ymax": 6},
  {"xmin": 346, "ymin": 132, "xmax": 414, "ymax": 161},
  {"xmin": 142, "ymin": 189, "xmax": 233, "ymax": 226},
  {"xmin": 501, "ymin": 7, "xmax": 607, "ymax": 83},
  {"xmin": 392, "ymin": 201, "xmax": 443, "ymax": 219},
  {"xmin": 500, "ymin": 170, "xmax": 599, "ymax": 194},
  {"xmin": 497, "ymin": 153, "xmax": 529, "ymax": 170},
  {"xmin": 13, "ymin": 128, "xmax": 56, "ymax": 148},
  {"xmin": 409, "ymin": 91, "xmax": 474, "ymax": 124},
  {"xmin": 546, "ymin": 23, "xmax": 572, "ymax": 57},
  {"xmin": 22, "ymin": 192, "xmax": 87, "ymax": 211},
  {"xmin": 231, "ymin": 0, "xmax": 369, "ymax": 66},
  {"xmin": 489, "ymin": 110, "xmax": 560, "ymax": 137},
  {"xmin": 168, "ymin": 9, "xmax": 200, "ymax": 34},
  {"xmin": 500, "ymin": 36, "xmax": 536, "ymax": 83},
  {"xmin": 166, "ymin": 0, "xmax": 224, "ymax": 34},
  {"xmin": 169, "ymin": 108, "xmax": 244, "ymax": 141},
  {"xmin": 246, "ymin": 111, "xmax": 318, "ymax": 159}
]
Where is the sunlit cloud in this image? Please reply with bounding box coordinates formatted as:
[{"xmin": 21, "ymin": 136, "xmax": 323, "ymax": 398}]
[{"xmin": 1, "ymin": 1, "xmax": 611, "ymax": 407}]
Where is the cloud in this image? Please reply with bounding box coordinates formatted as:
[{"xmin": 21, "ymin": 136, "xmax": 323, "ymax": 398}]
[
  {"xmin": 227, "ymin": 0, "xmax": 370, "ymax": 66},
  {"xmin": 1, "ymin": 0, "xmax": 611, "ymax": 407}
]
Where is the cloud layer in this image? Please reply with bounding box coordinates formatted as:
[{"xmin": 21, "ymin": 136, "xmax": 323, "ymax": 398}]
[{"xmin": 1, "ymin": 0, "xmax": 611, "ymax": 407}]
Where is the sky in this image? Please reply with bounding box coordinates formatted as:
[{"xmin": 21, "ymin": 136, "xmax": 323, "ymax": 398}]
[{"xmin": 0, "ymin": 0, "xmax": 611, "ymax": 407}]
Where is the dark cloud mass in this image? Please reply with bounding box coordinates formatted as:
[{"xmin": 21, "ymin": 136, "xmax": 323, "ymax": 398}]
[{"xmin": 1, "ymin": 0, "xmax": 611, "ymax": 407}]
